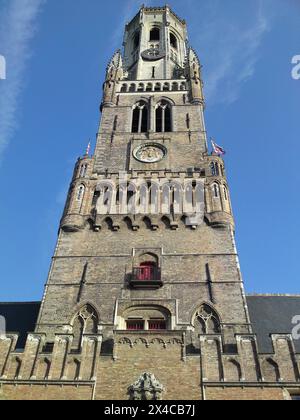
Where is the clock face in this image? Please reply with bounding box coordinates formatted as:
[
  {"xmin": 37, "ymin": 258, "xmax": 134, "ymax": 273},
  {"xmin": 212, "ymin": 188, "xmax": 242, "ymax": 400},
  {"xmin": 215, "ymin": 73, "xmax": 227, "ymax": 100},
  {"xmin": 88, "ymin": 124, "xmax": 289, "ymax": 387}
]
[
  {"xmin": 141, "ymin": 48, "xmax": 165, "ymax": 61},
  {"xmin": 133, "ymin": 144, "xmax": 167, "ymax": 163}
]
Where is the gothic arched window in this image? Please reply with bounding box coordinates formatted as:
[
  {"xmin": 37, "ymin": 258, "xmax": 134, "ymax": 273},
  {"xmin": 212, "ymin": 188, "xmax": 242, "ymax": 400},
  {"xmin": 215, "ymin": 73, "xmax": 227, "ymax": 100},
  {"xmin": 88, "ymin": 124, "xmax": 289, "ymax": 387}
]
[
  {"xmin": 80, "ymin": 164, "xmax": 87, "ymax": 178},
  {"xmin": 224, "ymin": 186, "xmax": 228, "ymax": 201},
  {"xmin": 170, "ymin": 33, "xmax": 178, "ymax": 50},
  {"xmin": 213, "ymin": 183, "xmax": 219, "ymax": 198},
  {"xmin": 155, "ymin": 101, "xmax": 172, "ymax": 133},
  {"xmin": 72, "ymin": 305, "xmax": 98, "ymax": 352},
  {"xmin": 211, "ymin": 162, "xmax": 216, "ymax": 176},
  {"xmin": 150, "ymin": 28, "xmax": 160, "ymax": 41},
  {"xmin": 194, "ymin": 304, "xmax": 220, "ymax": 334},
  {"xmin": 77, "ymin": 185, "xmax": 85, "ymax": 201},
  {"xmin": 132, "ymin": 101, "xmax": 148, "ymax": 133}
]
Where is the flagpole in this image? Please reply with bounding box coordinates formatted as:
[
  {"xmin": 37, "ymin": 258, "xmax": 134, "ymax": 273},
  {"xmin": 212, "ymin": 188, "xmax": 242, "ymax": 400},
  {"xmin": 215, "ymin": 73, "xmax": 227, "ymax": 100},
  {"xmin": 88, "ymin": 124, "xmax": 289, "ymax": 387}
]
[{"xmin": 85, "ymin": 140, "xmax": 91, "ymax": 157}]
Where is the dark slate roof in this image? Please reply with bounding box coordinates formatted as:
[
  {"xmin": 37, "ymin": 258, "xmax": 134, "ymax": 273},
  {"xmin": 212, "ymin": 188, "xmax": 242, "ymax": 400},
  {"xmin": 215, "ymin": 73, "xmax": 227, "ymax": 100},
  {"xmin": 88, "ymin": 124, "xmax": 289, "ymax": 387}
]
[
  {"xmin": 0, "ymin": 302, "xmax": 40, "ymax": 350},
  {"xmin": 247, "ymin": 295, "xmax": 300, "ymax": 354}
]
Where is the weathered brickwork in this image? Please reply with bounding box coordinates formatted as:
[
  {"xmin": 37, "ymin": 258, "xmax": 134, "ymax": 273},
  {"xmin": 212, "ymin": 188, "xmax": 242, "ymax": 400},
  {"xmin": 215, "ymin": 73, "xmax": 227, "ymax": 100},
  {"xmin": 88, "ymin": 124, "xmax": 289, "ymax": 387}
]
[{"xmin": 0, "ymin": 5, "xmax": 299, "ymax": 400}]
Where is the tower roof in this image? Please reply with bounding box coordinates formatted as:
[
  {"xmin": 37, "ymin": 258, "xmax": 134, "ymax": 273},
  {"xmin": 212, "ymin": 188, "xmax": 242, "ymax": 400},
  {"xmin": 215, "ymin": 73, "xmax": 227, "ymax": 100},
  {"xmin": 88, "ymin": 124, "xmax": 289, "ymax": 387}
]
[{"xmin": 126, "ymin": 4, "xmax": 186, "ymax": 27}]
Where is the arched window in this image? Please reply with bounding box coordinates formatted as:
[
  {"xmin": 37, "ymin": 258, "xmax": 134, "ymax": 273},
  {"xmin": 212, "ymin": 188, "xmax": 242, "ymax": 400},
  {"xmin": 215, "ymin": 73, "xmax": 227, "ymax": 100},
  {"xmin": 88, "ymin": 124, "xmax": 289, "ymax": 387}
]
[
  {"xmin": 170, "ymin": 33, "xmax": 178, "ymax": 50},
  {"xmin": 146, "ymin": 83, "xmax": 152, "ymax": 92},
  {"xmin": 156, "ymin": 101, "xmax": 172, "ymax": 133},
  {"xmin": 137, "ymin": 83, "xmax": 144, "ymax": 92},
  {"xmin": 194, "ymin": 304, "xmax": 220, "ymax": 334},
  {"xmin": 224, "ymin": 186, "xmax": 228, "ymax": 201},
  {"xmin": 133, "ymin": 31, "xmax": 140, "ymax": 49},
  {"xmin": 154, "ymin": 83, "xmax": 161, "ymax": 92},
  {"xmin": 163, "ymin": 83, "xmax": 170, "ymax": 92},
  {"xmin": 172, "ymin": 82, "xmax": 178, "ymax": 91},
  {"xmin": 77, "ymin": 185, "xmax": 85, "ymax": 201},
  {"xmin": 210, "ymin": 162, "xmax": 216, "ymax": 176},
  {"xmin": 121, "ymin": 84, "xmax": 127, "ymax": 93},
  {"xmin": 213, "ymin": 183, "xmax": 219, "ymax": 198},
  {"xmin": 72, "ymin": 305, "xmax": 98, "ymax": 352},
  {"xmin": 92, "ymin": 190, "xmax": 101, "ymax": 206},
  {"xmin": 150, "ymin": 28, "xmax": 160, "ymax": 41},
  {"xmin": 211, "ymin": 162, "xmax": 221, "ymax": 177},
  {"xmin": 132, "ymin": 101, "xmax": 148, "ymax": 133},
  {"xmin": 79, "ymin": 164, "xmax": 87, "ymax": 178},
  {"xmin": 129, "ymin": 84, "xmax": 136, "ymax": 92}
]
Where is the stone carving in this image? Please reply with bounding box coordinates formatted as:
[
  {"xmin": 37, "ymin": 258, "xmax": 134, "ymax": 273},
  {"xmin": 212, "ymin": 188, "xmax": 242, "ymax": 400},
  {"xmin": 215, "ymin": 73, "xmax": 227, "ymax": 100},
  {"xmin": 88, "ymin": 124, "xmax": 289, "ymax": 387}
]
[
  {"xmin": 129, "ymin": 373, "xmax": 164, "ymax": 400},
  {"xmin": 133, "ymin": 144, "xmax": 167, "ymax": 163},
  {"xmin": 118, "ymin": 336, "xmax": 183, "ymax": 348}
]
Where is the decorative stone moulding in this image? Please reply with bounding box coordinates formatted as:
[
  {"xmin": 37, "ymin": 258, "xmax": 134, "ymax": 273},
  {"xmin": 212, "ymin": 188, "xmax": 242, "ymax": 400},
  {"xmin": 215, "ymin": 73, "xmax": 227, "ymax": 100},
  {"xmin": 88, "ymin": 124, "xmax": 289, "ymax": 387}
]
[{"xmin": 133, "ymin": 143, "xmax": 167, "ymax": 164}]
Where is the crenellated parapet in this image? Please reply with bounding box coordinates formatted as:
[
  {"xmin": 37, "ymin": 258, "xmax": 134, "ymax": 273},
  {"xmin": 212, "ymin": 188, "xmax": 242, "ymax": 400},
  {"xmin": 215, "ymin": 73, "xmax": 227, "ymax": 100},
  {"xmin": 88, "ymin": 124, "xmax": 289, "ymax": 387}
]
[
  {"xmin": 1, "ymin": 330, "xmax": 298, "ymax": 393},
  {"xmin": 0, "ymin": 332, "xmax": 102, "ymax": 382},
  {"xmin": 199, "ymin": 333, "xmax": 300, "ymax": 384}
]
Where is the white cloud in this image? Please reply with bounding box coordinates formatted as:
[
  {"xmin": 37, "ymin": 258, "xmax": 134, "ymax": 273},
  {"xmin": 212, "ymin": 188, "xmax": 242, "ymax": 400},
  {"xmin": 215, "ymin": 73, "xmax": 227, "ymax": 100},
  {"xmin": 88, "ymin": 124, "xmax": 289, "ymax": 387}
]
[
  {"xmin": 0, "ymin": 0, "xmax": 44, "ymax": 161},
  {"xmin": 191, "ymin": 0, "xmax": 270, "ymax": 105}
]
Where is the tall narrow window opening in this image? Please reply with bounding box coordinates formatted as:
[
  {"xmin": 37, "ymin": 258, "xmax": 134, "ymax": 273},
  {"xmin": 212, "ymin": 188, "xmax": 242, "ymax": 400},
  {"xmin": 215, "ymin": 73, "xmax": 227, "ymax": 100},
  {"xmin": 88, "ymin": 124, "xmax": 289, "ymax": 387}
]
[
  {"xmin": 213, "ymin": 184, "xmax": 219, "ymax": 198},
  {"xmin": 134, "ymin": 32, "xmax": 140, "ymax": 49},
  {"xmin": 170, "ymin": 33, "xmax": 178, "ymax": 50},
  {"xmin": 150, "ymin": 28, "xmax": 160, "ymax": 41},
  {"xmin": 132, "ymin": 101, "xmax": 148, "ymax": 133},
  {"xmin": 155, "ymin": 101, "xmax": 172, "ymax": 133}
]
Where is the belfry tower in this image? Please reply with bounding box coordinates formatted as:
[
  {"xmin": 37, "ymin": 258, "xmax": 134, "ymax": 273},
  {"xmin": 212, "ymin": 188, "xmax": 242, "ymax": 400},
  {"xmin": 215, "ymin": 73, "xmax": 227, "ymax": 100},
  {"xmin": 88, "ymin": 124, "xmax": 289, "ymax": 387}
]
[
  {"xmin": 36, "ymin": 5, "xmax": 250, "ymax": 396},
  {"xmin": 2, "ymin": 6, "xmax": 299, "ymax": 401},
  {"xmin": 35, "ymin": 4, "xmax": 251, "ymax": 393}
]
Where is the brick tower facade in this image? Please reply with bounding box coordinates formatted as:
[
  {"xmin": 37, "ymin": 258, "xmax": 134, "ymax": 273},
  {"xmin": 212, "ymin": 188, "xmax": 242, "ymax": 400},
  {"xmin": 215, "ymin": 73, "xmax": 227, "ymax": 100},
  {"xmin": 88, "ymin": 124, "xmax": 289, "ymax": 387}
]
[{"xmin": 1, "ymin": 6, "xmax": 299, "ymax": 401}]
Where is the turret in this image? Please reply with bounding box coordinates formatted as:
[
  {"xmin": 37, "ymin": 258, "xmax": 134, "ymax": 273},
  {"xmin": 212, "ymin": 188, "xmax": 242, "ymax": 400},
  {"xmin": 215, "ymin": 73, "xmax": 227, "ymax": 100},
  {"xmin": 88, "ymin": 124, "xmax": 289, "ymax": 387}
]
[
  {"xmin": 187, "ymin": 48, "xmax": 205, "ymax": 105},
  {"xmin": 60, "ymin": 153, "xmax": 95, "ymax": 232},
  {"xmin": 101, "ymin": 50, "xmax": 124, "ymax": 110},
  {"xmin": 205, "ymin": 155, "xmax": 234, "ymax": 229}
]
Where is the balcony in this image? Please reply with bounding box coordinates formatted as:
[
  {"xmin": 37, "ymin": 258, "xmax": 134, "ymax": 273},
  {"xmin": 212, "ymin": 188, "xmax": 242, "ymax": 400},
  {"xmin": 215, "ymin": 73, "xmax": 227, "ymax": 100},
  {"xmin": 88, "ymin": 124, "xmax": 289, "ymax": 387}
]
[{"xmin": 130, "ymin": 266, "xmax": 163, "ymax": 289}]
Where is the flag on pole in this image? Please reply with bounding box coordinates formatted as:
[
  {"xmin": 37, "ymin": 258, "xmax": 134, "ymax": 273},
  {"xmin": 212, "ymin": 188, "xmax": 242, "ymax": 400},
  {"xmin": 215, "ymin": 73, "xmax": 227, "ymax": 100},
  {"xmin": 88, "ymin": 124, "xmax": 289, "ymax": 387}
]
[
  {"xmin": 211, "ymin": 139, "xmax": 226, "ymax": 156},
  {"xmin": 85, "ymin": 141, "xmax": 91, "ymax": 156}
]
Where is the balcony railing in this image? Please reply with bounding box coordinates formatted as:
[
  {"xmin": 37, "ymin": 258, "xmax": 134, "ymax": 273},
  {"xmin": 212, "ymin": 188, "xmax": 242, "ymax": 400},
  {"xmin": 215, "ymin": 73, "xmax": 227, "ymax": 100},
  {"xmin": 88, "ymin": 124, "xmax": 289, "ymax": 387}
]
[{"xmin": 130, "ymin": 267, "xmax": 163, "ymax": 289}]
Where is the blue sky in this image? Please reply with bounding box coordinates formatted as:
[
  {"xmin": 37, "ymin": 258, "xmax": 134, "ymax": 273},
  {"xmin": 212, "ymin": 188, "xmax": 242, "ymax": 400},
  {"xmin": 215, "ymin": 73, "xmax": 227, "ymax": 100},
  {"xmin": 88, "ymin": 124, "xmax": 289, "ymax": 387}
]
[{"xmin": 0, "ymin": 0, "xmax": 299, "ymax": 301}]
